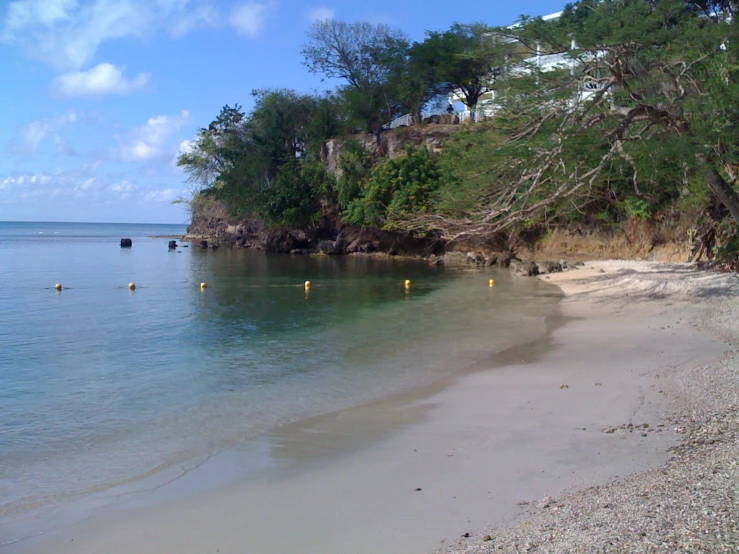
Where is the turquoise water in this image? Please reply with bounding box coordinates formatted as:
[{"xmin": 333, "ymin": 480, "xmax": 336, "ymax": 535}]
[{"xmin": 0, "ymin": 221, "xmax": 560, "ymax": 542}]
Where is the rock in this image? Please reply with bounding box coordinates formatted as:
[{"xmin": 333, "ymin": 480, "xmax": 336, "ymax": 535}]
[
  {"xmin": 317, "ymin": 240, "xmax": 337, "ymax": 255},
  {"xmin": 537, "ymin": 261, "xmax": 562, "ymax": 274},
  {"xmin": 427, "ymin": 255, "xmax": 443, "ymax": 266},
  {"xmin": 120, "ymin": 238, "xmax": 132, "ymax": 247},
  {"xmin": 509, "ymin": 259, "xmax": 525, "ymax": 274},
  {"xmin": 575, "ymin": 261, "xmax": 585, "ymax": 267},
  {"xmin": 200, "ymin": 240, "xmax": 208, "ymax": 249},
  {"xmin": 360, "ymin": 242, "xmax": 377, "ymax": 253},
  {"xmin": 422, "ymin": 114, "xmax": 460, "ymax": 125},
  {"xmin": 467, "ymin": 251, "xmax": 485, "ymax": 265},
  {"xmin": 482, "ymin": 535, "xmax": 493, "ymax": 542},
  {"xmin": 538, "ymin": 497, "xmax": 553, "ymax": 509},
  {"xmin": 346, "ymin": 238, "xmax": 363, "ymax": 254},
  {"xmin": 498, "ymin": 254, "xmax": 514, "ymax": 268},
  {"xmin": 168, "ymin": 240, "xmax": 177, "ymax": 249},
  {"xmin": 210, "ymin": 244, "xmax": 218, "ymax": 250},
  {"xmin": 559, "ymin": 259, "xmax": 569, "ymax": 269},
  {"xmin": 484, "ymin": 255, "xmax": 499, "ymax": 267},
  {"xmin": 511, "ymin": 260, "xmax": 539, "ymax": 276}
]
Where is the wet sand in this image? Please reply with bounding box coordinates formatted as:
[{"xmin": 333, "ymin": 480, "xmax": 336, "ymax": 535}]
[{"xmin": 7, "ymin": 263, "xmax": 729, "ymax": 554}]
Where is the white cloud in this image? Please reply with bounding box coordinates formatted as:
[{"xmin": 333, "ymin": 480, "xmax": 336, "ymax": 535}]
[
  {"xmin": 55, "ymin": 136, "xmax": 77, "ymax": 156},
  {"xmin": 0, "ymin": 166, "xmax": 184, "ymax": 206},
  {"xmin": 169, "ymin": 3, "xmax": 218, "ymax": 37},
  {"xmin": 229, "ymin": 1, "xmax": 272, "ymax": 38},
  {"xmin": 145, "ymin": 188, "xmax": 180, "ymax": 202},
  {"xmin": 1, "ymin": 0, "xmax": 219, "ymax": 71},
  {"xmin": 116, "ymin": 110, "xmax": 193, "ymax": 163},
  {"xmin": 51, "ymin": 63, "xmax": 150, "ymax": 97},
  {"xmin": 306, "ymin": 6, "xmax": 334, "ymax": 22},
  {"xmin": 15, "ymin": 111, "xmax": 79, "ymax": 152}
]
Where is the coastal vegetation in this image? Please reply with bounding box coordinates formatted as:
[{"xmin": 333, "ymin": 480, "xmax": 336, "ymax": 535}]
[{"xmin": 178, "ymin": 0, "xmax": 739, "ymax": 264}]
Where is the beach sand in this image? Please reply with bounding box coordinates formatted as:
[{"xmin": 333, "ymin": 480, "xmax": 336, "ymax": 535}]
[{"xmin": 9, "ymin": 261, "xmax": 737, "ymax": 554}]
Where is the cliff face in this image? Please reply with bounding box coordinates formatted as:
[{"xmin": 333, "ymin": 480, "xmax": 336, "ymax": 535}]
[{"xmin": 321, "ymin": 124, "xmax": 459, "ymax": 178}]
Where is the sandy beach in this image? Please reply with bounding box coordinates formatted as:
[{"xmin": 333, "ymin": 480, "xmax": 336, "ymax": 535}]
[{"xmin": 8, "ymin": 261, "xmax": 739, "ymax": 554}]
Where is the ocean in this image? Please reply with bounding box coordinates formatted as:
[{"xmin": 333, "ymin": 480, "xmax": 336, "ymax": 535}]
[{"xmin": 0, "ymin": 221, "xmax": 560, "ymax": 545}]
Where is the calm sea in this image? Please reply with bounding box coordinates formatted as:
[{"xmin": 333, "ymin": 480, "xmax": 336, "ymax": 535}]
[{"xmin": 0, "ymin": 221, "xmax": 559, "ymax": 545}]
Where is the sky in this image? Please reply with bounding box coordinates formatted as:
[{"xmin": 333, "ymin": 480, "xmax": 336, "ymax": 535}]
[{"xmin": 0, "ymin": 0, "xmax": 567, "ymax": 224}]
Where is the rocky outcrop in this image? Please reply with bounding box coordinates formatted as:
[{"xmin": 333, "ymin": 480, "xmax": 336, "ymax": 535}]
[
  {"xmin": 321, "ymin": 124, "xmax": 459, "ymax": 178},
  {"xmin": 422, "ymin": 114, "xmax": 459, "ymax": 125}
]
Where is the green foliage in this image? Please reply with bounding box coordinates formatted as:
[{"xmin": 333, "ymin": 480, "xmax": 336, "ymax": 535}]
[
  {"xmin": 261, "ymin": 159, "xmax": 333, "ymax": 227},
  {"xmin": 344, "ymin": 146, "xmax": 444, "ymax": 228},
  {"xmin": 411, "ymin": 23, "xmax": 513, "ymax": 109},
  {"xmin": 334, "ymin": 140, "xmax": 374, "ymax": 208},
  {"xmin": 622, "ymin": 198, "xmax": 653, "ymax": 221},
  {"xmin": 181, "ymin": 0, "xmax": 739, "ymax": 242}
]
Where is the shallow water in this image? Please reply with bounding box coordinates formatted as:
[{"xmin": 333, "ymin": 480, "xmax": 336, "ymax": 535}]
[{"xmin": 0, "ymin": 221, "xmax": 560, "ymax": 541}]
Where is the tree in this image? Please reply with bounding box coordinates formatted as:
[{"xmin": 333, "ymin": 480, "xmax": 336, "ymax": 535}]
[
  {"xmin": 177, "ymin": 104, "xmax": 245, "ymax": 193},
  {"xmin": 302, "ymin": 20, "xmax": 407, "ymax": 90},
  {"xmin": 411, "ymin": 23, "xmax": 514, "ymax": 115},
  {"xmin": 302, "ymin": 20, "xmax": 410, "ymax": 133},
  {"xmin": 404, "ymin": 0, "xmax": 739, "ymax": 239}
]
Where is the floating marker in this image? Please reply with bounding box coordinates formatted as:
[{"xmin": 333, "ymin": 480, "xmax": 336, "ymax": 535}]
[
  {"xmin": 200, "ymin": 282, "xmax": 207, "ymax": 289},
  {"xmin": 404, "ymin": 279, "xmax": 412, "ymax": 289},
  {"xmin": 489, "ymin": 279, "xmax": 495, "ymax": 287},
  {"xmin": 128, "ymin": 282, "xmax": 136, "ymax": 291},
  {"xmin": 54, "ymin": 283, "xmax": 62, "ymax": 291},
  {"xmin": 304, "ymin": 280, "xmax": 312, "ymax": 289}
]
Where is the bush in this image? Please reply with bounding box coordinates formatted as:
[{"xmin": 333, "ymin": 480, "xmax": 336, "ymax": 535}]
[{"xmin": 344, "ymin": 146, "xmax": 443, "ymax": 229}]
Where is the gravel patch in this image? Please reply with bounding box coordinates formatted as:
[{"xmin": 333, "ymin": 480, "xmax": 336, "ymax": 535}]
[{"xmin": 436, "ymin": 263, "xmax": 739, "ymax": 554}]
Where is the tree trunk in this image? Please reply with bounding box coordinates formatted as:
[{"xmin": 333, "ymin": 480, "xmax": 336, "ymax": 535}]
[{"xmin": 705, "ymin": 167, "xmax": 739, "ymax": 225}]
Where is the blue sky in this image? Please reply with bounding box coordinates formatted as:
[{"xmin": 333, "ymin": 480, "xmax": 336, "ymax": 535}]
[{"xmin": 0, "ymin": 0, "xmax": 566, "ymax": 224}]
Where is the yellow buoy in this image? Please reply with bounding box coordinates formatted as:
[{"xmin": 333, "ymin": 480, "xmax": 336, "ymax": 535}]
[
  {"xmin": 304, "ymin": 280, "xmax": 312, "ymax": 289},
  {"xmin": 404, "ymin": 279, "xmax": 412, "ymax": 289},
  {"xmin": 200, "ymin": 282, "xmax": 207, "ymax": 289},
  {"xmin": 489, "ymin": 279, "xmax": 495, "ymax": 287},
  {"xmin": 128, "ymin": 282, "xmax": 136, "ymax": 291},
  {"xmin": 54, "ymin": 283, "xmax": 62, "ymax": 291}
]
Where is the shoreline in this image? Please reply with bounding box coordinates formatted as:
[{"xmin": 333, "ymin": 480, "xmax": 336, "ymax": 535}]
[
  {"xmin": 6, "ymin": 261, "xmax": 736, "ymax": 553},
  {"xmin": 439, "ymin": 261, "xmax": 739, "ymax": 553}
]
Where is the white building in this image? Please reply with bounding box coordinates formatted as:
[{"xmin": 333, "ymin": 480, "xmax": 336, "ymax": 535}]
[{"xmin": 451, "ymin": 11, "xmax": 603, "ymax": 122}]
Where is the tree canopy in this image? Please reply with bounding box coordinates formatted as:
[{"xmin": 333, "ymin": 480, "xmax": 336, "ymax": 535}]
[{"xmin": 180, "ymin": 0, "xmax": 739, "ymax": 257}]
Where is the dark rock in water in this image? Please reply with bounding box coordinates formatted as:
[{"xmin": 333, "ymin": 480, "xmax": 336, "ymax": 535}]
[
  {"xmin": 346, "ymin": 238, "xmax": 363, "ymax": 254},
  {"xmin": 183, "ymin": 244, "xmax": 189, "ymax": 248},
  {"xmin": 168, "ymin": 240, "xmax": 177, "ymax": 250},
  {"xmin": 509, "ymin": 259, "xmax": 524, "ymax": 274},
  {"xmin": 200, "ymin": 240, "xmax": 208, "ymax": 249},
  {"xmin": 360, "ymin": 242, "xmax": 377, "ymax": 253},
  {"xmin": 510, "ymin": 260, "xmax": 540, "ymax": 276},
  {"xmin": 466, "ymin": 251, "xmax": 485, "ymax": 265},
  {"xmin": 317, "ymin": 240, "xmax": 337, "ymax": 255},
  {"xmin": 427, "ymin": 255, "xmax": 443, "ymax": 266},
  {"xmin": 498, "ymin": 253, "xmax": 514, "ymax": 268},
  {"xmin": 484, "ymin": 255, "xmax": 499, "ymax": 267},
  {"xmin": 210, "ymin": 244, "xmax": 218, "ymax": 250},
  {"xmin": 120, "ymin": 238, "xmax": 132, "ymax": 247}
]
